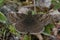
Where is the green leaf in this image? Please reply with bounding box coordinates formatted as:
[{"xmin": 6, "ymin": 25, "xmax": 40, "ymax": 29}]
[
  {"xmin": 44, "ymin": 24, "xmax": 54, "ymax": 35},
  {"xmin": 0, "ymin": 12, "xmax": 7, "ymax": 23},
  {"xmin": 24, "ymin": 35, "xmax": 31, "ymax": 40},
  {"xmin": 52, "ymin": 0, "xmax": 60, "ymax": 9},
  {"xmin": 9, "ymin": 25, "xmax": 18, "ymax": 35},
  {"xmin": 32, "ymin": 11, "xmax": 35, "ymax": 15},
  {"xmin": 0, "ymin": 0, "xmax": 4, "ymax": 7}
]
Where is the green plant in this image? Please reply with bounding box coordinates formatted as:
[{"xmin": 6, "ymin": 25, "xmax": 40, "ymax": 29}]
[
  {"xmin": 52, "ymin": 0, "xmax": 60, "ymax": 9},
  {"xmin": 24, "ymin": 34, "xmax": 31, "ymax": 40},
  {"xmin": 0, "ymin": 12, "xmax": 7, "ymax": 23},
  {"xmin": 0, "ymin": 0, "xmax": 4, "ymax": 7},
  {"xmin": 0, "ymin": 12, "xmax": 20, "ymax": 40},
  {"xmin": 44, "ymin": 24, "xmax": 54, "ymax": 35}
]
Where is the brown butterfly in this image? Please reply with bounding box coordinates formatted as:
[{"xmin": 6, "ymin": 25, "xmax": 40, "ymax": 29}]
[{"xmin": 8, "ymin": 10, "xmax": 60, "ymax": 33}]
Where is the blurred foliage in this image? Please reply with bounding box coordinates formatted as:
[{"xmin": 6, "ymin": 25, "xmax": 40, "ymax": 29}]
[
  {"xmin": 0, "ymin": 12, "xmax": 19, "ymax": 37},
  {"xmin": 44, "ymin": 24, "xmax": 54, "ymax": 35},
  {"xmin": 0, "ymin": 12, "xmax": 7, "ymax": 23},
  {"xmin": 24, "ymin": 34, "xmax": 31, "ymax": 40},
  {"xmin": 0, "ymin": 27, "xmax": 7, "ymax": 37},
  {"xmin": 0, "ymin": 0, "xmax": 60, "ymax": 39},
  {"xmin": 9, "ymin": 25, "xmax": 20, "ymax": 36},
  {"xmin": 32, "ymin": 11, "xmax": 35, "ymax": 15},
  {"xmin": 52, "ymin": 0, "xmax": 60, "ymax": 9},
  {"xmin": 0, "ymin": 0, "xmax": 4, "ymax": 7},
  {"xmin": 4, "ymin": 0, "xmax": 21, "ymax": 6}
]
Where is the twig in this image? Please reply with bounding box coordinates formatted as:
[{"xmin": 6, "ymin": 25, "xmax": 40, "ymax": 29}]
[{"xmin": 34, "ymin": 0, "xmax": 36, "ymax": 14}]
